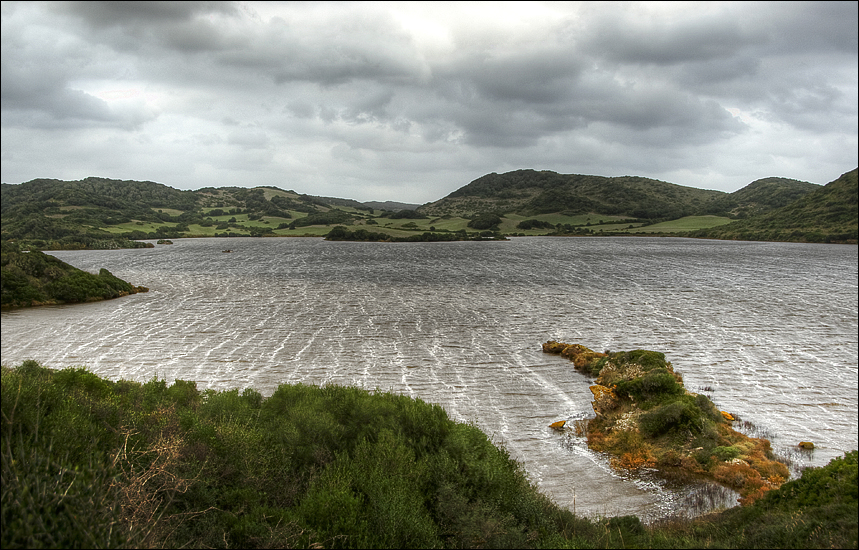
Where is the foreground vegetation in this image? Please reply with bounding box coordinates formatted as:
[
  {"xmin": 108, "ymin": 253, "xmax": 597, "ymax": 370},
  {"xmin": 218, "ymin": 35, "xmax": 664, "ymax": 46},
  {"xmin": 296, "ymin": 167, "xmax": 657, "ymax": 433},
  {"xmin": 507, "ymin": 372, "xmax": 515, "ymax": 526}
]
[
  {"xmin": 1, "ymin": 240, "xmax": 148, "ymax": 309},
  {"xmin": 2, "ymin": 362, "xmax": 856, "ymax": 549}
]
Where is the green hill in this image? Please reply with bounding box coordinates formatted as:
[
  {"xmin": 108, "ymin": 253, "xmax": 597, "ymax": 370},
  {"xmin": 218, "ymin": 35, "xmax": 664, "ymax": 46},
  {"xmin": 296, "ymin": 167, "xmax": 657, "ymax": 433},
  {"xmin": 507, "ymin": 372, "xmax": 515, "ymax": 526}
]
[
  {"xmin": 684, "ymin": 169, "xmax": 858, "ymax": 243},
  {"xmin": 2, "ymin": 169, "xmax": 851, "ymax": 247},
  {"xmin": 1, "ymin": 177, "xmax": 380, "ymax": 249},
  {"xmin": 417, "ymin": 170, "xmax": 728, "ymax": 219},
  {"xmin": 704, "ymin": 177, "xmax": 822, "ymax": 218}
]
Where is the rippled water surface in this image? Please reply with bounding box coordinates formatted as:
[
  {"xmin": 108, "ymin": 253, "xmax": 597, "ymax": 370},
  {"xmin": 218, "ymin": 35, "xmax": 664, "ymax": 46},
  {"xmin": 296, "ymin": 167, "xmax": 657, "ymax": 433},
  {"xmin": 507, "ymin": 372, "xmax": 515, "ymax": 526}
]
[{"xmin": 2, "ymin": 237, "xmax": 857, "ymax": 519}]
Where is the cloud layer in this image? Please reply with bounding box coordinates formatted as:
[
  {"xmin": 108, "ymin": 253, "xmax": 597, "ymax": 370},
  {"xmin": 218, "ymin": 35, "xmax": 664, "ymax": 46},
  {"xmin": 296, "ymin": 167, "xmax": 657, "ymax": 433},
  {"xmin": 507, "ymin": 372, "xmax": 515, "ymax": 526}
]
[{"xmin": 2, "ymin": 1, "xmax": 857, "ymax": 202}]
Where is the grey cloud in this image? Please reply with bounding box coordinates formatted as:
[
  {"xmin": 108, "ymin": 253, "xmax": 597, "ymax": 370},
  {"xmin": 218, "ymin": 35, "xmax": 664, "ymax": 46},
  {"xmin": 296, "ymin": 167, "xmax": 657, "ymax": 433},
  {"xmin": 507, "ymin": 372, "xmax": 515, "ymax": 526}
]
[
  {"xmin": 1, "ymin": 2, "xmax": 855, "ymax": 201},
  {"xmin": 755, "ymin": 2, "xmax": 859, "ymax": 55},
  {"xmin": 53, "ymin": 1, "xmax": 236, "ymax": 27},
  {"xmin": 227, "ymin": 127, "xmax": 270, "ymax": 150},
  {"xmin": 50, "ymin": 1, "xmax": 241, "ymax": 54},
  {"xmin": 580, "ymin": 6, "xmax": 758, "ymax": 66},
  {"xmin": 437, "ymin": 44, "xmax": 587, "ymax": 105},
  {"xmin": 203, "ymin": 8, "xmax": 429, "ymax": 88}
]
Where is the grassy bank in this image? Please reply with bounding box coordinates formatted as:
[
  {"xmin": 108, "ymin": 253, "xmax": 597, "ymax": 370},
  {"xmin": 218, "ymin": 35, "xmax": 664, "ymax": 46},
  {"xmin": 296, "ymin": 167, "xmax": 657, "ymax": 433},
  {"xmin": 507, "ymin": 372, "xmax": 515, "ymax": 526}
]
[{"xmin": 2, "ymin": 362, "xmax": 856, "ymax": 548}]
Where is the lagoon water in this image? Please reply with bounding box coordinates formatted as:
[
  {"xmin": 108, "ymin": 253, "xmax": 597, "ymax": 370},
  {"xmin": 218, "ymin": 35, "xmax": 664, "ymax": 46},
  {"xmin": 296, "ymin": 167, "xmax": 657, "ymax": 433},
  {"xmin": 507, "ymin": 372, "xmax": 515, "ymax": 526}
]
[{"xmin": 2, "ymin": 236, "xmax": 857, "ymax": 520}]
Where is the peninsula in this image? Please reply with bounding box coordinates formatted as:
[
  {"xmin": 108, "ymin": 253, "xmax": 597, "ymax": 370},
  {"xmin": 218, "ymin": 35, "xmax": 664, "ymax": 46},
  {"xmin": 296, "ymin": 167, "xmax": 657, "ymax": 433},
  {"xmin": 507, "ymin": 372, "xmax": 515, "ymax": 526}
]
[
  {"xmin": 0, "ymin": 241, "xmax": 148, "ymax": 309},
  {"xmin": 543, "ymin": 341, "xmax": 790, "ymax": 505}
]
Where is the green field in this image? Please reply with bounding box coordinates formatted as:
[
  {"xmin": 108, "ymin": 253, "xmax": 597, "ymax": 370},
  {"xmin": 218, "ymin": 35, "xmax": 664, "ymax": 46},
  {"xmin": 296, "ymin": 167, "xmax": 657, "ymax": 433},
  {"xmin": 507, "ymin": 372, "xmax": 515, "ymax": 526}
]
[
  {"xmin": 95, "ymin": 213, "xmax": 735, "ymax": 240},
  {"xmin": 624, "ymin": 215, "xmax": 735, "ymax": 233}
]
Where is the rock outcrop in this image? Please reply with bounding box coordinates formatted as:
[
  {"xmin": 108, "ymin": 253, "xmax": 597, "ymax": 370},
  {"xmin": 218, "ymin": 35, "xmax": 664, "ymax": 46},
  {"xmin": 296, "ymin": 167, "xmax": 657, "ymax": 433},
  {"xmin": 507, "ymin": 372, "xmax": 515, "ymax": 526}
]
[{"xmin": 543, "ymin": 341, "xmax": 789, "ymax": 505}]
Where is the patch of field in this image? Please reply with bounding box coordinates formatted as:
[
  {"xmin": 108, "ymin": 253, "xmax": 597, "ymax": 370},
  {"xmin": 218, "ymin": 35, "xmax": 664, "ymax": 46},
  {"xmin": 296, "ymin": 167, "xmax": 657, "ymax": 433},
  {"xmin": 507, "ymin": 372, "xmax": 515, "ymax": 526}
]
[
  {"xmin": 622, "ymin": 215, "xmax": 734, "ymax": 233},
  {"xmin": 272, "ymin": 225, "xmax": 339, "ymax": 236},
  {"xmin": 591, "ymin": 223, "xmax": 644, "ymax": 232},
  {"xmin": 100, "ymin": 221, "xmax": 177, "ymax": 233}
]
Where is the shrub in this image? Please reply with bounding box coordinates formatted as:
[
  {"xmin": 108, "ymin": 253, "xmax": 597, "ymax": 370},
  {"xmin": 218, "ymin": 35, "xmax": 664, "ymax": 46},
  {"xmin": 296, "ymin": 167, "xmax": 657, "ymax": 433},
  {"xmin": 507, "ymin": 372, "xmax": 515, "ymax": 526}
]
[
  {"xmin": 640, "ymin": 397, "xmax": 703, "ymax": 437},
  {"xmin": 615, "ymin": 368, "xmax": 684, "ymax": 404},
  {"xmin": 714, "ymin": 446, "xmax": 741, "ymax": 462}
]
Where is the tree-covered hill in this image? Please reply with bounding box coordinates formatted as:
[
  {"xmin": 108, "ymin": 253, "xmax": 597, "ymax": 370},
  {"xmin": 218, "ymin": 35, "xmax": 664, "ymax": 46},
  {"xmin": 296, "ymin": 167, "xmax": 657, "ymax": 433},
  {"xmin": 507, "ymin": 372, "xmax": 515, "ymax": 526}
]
[
  {"xmin": 703, "ymin": 177, "xmax": 821, "ymax": 218},
  {"xmin": 684, "ymin": 168, "xmax": 858, "ymax": 243},
  {"xmin": 0, "ymin": 240, "xmax": 148, "ymax": 308},
  {"xmin": 1, "ymin": 177, "xmax": 377, "ymax": 249},
  {"xmin": 416, "ymin": 169, "xmax": 822, "ymax": 221},
  {"xmin": 417, "ymin": 170, "xmax": 720, "ymax": 218},
  {"xmin": 2, "ymin": 168, "xmax": 850, "ymax": 247}
]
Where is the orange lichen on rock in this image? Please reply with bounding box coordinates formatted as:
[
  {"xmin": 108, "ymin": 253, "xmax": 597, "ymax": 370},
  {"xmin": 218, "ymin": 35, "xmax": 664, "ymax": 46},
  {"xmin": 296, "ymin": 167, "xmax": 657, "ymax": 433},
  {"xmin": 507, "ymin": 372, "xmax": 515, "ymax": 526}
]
[
  {"xmin": 542, "ymin": 341, "xmax": 606, "ymax": 372},
  {"xmin": 589, "ymin": 385, "xmax": 618, "ymax": 416},
  {"xmin": 542, "ymin": 341, "xmax": 570, "ymax": 354}
]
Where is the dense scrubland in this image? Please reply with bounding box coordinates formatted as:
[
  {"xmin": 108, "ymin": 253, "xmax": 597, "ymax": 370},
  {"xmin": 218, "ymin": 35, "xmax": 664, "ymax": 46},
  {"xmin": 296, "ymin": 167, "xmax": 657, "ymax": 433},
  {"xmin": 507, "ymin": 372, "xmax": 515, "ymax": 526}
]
[
  {"xmin": 1, "ymin": 240, "xmax": 148, "ymax": 309},
  {"xmin": 2, "ymin": 362, "xmax": 856, "ymax": 549}
]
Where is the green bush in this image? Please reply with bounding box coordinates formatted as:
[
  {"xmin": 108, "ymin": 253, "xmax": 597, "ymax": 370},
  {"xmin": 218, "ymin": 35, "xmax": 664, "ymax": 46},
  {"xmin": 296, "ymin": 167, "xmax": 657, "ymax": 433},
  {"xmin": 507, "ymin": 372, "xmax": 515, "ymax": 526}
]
[
  {"xmin": 639, "ymin": 397, "xmax": 704, "ymax": 437},
  {"xmin": 623, "ymin": 350, "xmax": 669, "ymax": 371},
  {"xmin": 615, "ymin": 368, "xmax": 684, "ymax": 404},
  {"xmin": 714, "ymin": 446, "xmax": 741, "ymax": 462}
]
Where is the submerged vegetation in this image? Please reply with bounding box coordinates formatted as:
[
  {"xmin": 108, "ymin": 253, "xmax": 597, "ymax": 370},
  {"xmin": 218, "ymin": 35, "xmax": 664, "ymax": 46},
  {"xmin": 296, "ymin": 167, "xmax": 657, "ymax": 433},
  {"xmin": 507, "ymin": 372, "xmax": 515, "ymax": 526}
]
[{"xmin": 2, "ymin": 362, "xmax": 856, "ymax": 548}]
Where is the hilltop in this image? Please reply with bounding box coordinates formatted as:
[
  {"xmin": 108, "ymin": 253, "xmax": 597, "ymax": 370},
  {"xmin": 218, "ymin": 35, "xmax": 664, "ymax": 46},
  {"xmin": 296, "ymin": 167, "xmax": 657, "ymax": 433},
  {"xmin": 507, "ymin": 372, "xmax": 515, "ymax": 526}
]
[{"xmin": 416, "ymin": 170, "xmax": 820, "ymax": 219}]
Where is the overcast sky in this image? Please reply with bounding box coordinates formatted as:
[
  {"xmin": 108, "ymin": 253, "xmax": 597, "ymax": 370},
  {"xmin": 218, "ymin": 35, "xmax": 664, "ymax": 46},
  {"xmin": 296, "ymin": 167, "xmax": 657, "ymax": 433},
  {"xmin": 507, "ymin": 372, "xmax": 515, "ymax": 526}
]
[{"xmin": 2, "ymin": 1, "xmax": 857, "ymax": 203}]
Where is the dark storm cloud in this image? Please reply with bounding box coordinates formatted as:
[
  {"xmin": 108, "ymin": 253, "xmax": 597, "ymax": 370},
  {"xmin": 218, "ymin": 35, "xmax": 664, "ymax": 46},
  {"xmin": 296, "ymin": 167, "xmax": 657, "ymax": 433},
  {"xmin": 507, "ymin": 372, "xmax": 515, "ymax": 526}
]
[
  {"xmin": 52, "ymin": 1, "xmax": 240, "ymax": 50},
  {"xmin": 1, "ymin": 1, "xmax": 856, "ymax": 202}
]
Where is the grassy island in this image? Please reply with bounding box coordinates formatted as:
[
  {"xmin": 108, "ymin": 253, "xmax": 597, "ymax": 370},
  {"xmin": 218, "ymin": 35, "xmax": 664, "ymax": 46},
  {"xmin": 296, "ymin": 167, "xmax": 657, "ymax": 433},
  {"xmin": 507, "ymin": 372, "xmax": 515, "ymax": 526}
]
[
  {"xmin": 542, "ymin": 342, "xmax": 792, "ymax": 505},
  {"xmin": 2, "ymin": 362, "xmax": 856, "ymax": 548}
]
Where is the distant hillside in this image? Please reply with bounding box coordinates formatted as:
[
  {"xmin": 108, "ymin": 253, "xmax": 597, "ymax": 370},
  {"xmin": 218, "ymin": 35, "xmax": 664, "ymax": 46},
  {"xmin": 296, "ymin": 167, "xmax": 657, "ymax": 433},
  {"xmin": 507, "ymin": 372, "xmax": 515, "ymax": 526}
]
[
  {"xmin": 1, "ymin": 169, "xmax": 850, "ymax": 247},
  {"xmin": 362, "ymin": 200, "xmax": 420, "ymax": 211},
  {"xmin": 0, "ymin": 177, "xmax": 383, "ymax": 248},
  {"xmin": 704, "ymin": 177, "xmax": 821, "ymax": 218},
  {"xmin": 418, "ymin": 169, "xmax": 824, "ymax": 220},
  {"xmin": 419, "ymin": 170, "xmax": 711, "ymax": 219},
  {"xmin": 685, "ymin": 169, "xmax": 858, "ymax": 243}
]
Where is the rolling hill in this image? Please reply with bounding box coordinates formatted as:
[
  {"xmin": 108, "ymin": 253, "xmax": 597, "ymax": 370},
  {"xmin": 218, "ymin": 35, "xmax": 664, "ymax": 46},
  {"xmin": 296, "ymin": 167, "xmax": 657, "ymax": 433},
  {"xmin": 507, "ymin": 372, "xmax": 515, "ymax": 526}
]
[
  {"xmin": 683, "ymin": 168, "xmax": 858, "ymax": 244},
  {"xmin": 1, "ymin": 168, "xmax": 854, "ymax": 247},
  {"xmin": 416, "ymin": 169, "xmax": 821, "ymax": 221}
]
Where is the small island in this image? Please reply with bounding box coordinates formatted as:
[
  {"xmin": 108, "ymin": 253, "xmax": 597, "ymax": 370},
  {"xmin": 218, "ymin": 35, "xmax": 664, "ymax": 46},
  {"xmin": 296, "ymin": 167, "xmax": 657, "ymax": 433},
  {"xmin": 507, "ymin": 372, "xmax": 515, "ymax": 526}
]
[
  {"xmin": 324, "ymin": 225, "xmax": 507, "ymax": 242},
  {"xmin": 543, "ymin": 341, "xmax": 790, "ymax": 505}
]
